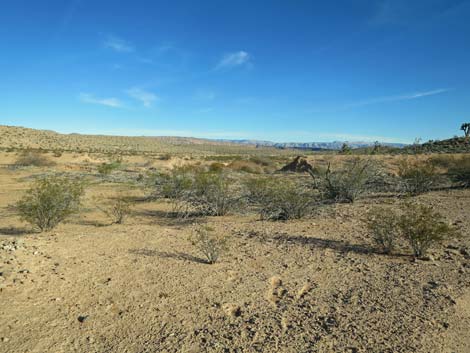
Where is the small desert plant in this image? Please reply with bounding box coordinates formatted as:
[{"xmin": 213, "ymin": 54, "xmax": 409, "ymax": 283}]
[
  {"xmin": 365, "ymin": 208, "xmax": 400, "ymax": 254},
  {"xmin": 16, "ymin": 176, "xmax": 84, "ymax": 232},
  {"xmin": 15, "ymin": 150, "xmax": 55, "ymax": 167},
  {"xmin": 399, "ymin": 202, "xmax": 457, "ymax": 258},
  {"xmin": 316, "ymin": 158, "xmax": 378, "ymax": 203},
  {"xmin": 397, "ymin": 158, "xmax": 438, "ymax": 195},
  {"xmin": 97, "ymin": 196, "xmax": 132, "ymax": 224},
  {"xmin": 245, "ymin": 177, "xmax": 314, "ymax": 220},
  {"xmin": 365, "ymin": 203, "xmax": 457, "ymax": 257},
  {"xmin": 191, "ymin": 226, "xmax": 227, "ymax": 264}
]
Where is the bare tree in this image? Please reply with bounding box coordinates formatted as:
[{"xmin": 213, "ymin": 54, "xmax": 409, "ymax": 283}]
[{"xmin": 461, "ymin": 123, "xmax": 470, "ymax": 138}]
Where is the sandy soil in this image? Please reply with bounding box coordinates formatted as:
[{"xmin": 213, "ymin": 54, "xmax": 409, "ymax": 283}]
[{"xmin": 1, "ymin": 154, "xmax": 469, "ymax": 353}]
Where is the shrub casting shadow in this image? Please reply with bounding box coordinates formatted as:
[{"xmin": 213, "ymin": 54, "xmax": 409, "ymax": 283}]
[
  {"xmin": 128, "ymin": 248, "xmax": 207, "ymax": 264},
  {"xmin": 241, "ymin": 230, "xmax": 377, "ymax": 255},
  {"xmin": 0, "ymin": 226, "xmax": 34, "ymax": 236}
]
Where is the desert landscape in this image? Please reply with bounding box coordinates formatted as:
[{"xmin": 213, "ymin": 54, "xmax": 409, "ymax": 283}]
[
  {"xmin": 2, "ymin": 1, "xmax": 470, "ymax": 352},
  {"xmin": 1, "ymin": 125, "xmax": 469, "ymax": 353}
]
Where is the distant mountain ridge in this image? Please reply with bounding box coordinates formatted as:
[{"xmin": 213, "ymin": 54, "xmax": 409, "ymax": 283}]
[{"xmin": 215, "ymin": 139, "xmax": 407, "ymax": 150}]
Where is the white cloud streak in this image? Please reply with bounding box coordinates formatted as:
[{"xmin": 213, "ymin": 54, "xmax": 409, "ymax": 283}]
[
  {"xmin": 79, "ymin": 93, "xmax": 123, "ymax": 108},
  {"xmin": 347, "ymin": 88, "xmax": 451, "ymax": 108},
  {"xmin": 127, "ymin": 87, "xmax": 158, "ymax": 107},
  {"xmin": 104, "ymin": 36, "xmax": 134, "ymax": 53},
  {"xmin": 215, "ymin": 51, "xmax": 251, "ymax": 70}
]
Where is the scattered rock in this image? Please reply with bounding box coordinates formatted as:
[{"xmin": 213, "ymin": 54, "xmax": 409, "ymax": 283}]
[
  {"xmin": 77, "ymin": 315, "xmax": 88, "ymax": 323},
  {"xmin": 222, "ymin": 303, "xmax": 241, "ymax": 318}
]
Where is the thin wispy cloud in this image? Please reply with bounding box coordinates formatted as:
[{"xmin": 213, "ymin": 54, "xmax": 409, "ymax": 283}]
[
  {"xmin": 215, "ymin": 51, "xmax": 251, "ymax": 70},
  {"xmin": 79, "ymin": 93, "xmax": 123, "ymax": 108},
  {"xmin": 347, "ymin": 88, "xmax": 451, "ymax": 108},
  {"xmin": 104, "ymin": 36, "xmax": 134, "ymax": 53},
  {"xmin": 127, "ymin": 88, "xmax": 158, "ymax": 107}
]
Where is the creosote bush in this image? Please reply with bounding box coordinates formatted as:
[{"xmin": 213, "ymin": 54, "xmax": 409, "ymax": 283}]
[
  {"xmin": 399, "ymin": 202, "xmax": 457, "ymax": 258},
  {"xmin": 16, "ymin": 176, "xmax": 85, "ymax": 232},
  {"xmin": 397, "ymin": 158, "xmax": 438, "ymax": 195},
  {"xmin": 191, "ymin": 226, "xmax": 227, "ymax": 264},
  {"xmin": 245, "ymin": 177, "xmax": 314, "ymax": 220},
  {"xmin": 365, "ymin": 202, "xmax": 457, "ymax": 258},
  {"xmin": 97, "ymin": 195, "xmax": 132, "ymax": 224},
  {"xmin": 365, "ymin": 207, "xmax": 400, "ymax": 254},
  {"xmin": 314, "ymin": 158, "xmax": 379, "ymax": 203},
  {"xmin": 157, "ymin": 166, "xmax": 239, "ymax": 218}
]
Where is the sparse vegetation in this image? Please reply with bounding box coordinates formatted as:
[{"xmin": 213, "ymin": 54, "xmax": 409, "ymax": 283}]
[
  {"xmin": 16, "ymin": 176, "xmax": 84, "ymax": 232},
  {"xmin": 191, "ymin": 226, "xmax": 227, "ymax": 264}
]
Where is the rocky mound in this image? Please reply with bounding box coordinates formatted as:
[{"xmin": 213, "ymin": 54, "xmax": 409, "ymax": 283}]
[{"xmin": 279, "ymin": 156, "xmax": 313, "ymax": 173}]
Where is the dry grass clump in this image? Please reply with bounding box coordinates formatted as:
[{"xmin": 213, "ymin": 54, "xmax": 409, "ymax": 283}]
[
  {"xmin": 16, "ymin": 176, "xmax": 84, "ymax": 232},
  {"xmin": 227, "ymin": 160, "xmax": 263, "ymax": 174},
  {"xmin": 365, "ymin": 202, "xmax": 458, "ymax": 257},
  {"xmin": 14, "ymin": 150, "xmax": 55, "ymax": 167},
  {"xmin": 447, "ymin": 155, "xmax": 470, "ymax": 188},
  {"xmin": 191, "ymin": 226, "xmax": 228, "ymax": 264}
]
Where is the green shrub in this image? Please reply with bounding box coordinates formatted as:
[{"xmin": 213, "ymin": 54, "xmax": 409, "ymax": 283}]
[
  {"xmin": 157, "ymin": 167, "xmax": 239, "ymax": 217},
  {"xmin": 399, "ymin": 203, "xmax": 457, "ymax": 258},
  {"xmin": 16, "ymin": 176, "xmax": 84, "ymax": 231},
  {"xmin": 191, "ymin": 226, "xmax": 227, "ymax": 264},
  {"xmin": 245, "ymin": 177, "xmax": 314, "ymax": 220},
  {"xmin": 316, "ymin": 158, "xmax": 379, "ymax": 203},
  {"xmin": 397, "ymin": 158, "xmax": 438, "ymax": 195},
  {"xmin": 365, "ymin": 208, "xmax": 400, "ymax": 254},
  {"xmin": 365, "ymin": 203, "xmax": 457, "ymax": 257},
  {"xmin": 15, "ymin": 150, "xmax": 55, "ymax": 167}
]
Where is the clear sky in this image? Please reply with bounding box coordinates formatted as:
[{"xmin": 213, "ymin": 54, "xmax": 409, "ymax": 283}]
[{"xmin": 1, "ymin": 0, "xmax": 469, "ymax": 143}]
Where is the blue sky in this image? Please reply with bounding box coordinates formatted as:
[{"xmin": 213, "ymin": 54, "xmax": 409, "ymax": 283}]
[{"xmin": 1, "ymin": 0, "xmax": 469, "ymax": 143}]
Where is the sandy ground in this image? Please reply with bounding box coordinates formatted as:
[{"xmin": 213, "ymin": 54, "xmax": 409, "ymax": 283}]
[{"xmin": 1, "ymin": 155, "xmax": 470, "ymax": 353}]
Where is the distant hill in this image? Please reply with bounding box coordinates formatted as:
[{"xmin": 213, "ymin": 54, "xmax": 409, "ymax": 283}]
[
  {"xmin": 401, "ymin": 137, "xmax": 470, "ymax": 154},
  {"xmin": 217, "ymin": 139, "xmax": 407, "ymax": 150},
  {"xmin": 0, "ymin": 125, "xmax": 296, "ymax": 156}
]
